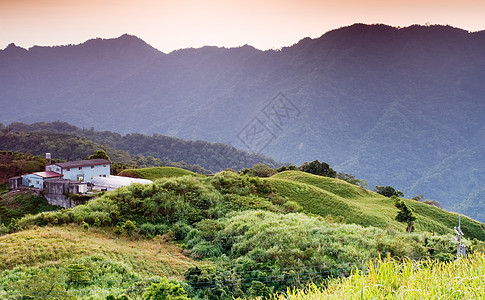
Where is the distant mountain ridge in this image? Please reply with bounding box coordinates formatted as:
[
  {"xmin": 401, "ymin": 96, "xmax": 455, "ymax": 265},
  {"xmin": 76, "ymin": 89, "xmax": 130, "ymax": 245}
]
[{"xmin": 1, "ymin": 23, "xmax": 485, "ymax": 221}]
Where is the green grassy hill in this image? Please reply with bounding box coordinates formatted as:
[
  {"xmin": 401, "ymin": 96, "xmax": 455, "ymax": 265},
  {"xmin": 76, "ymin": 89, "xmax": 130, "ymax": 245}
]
[
  {"xmin": 1, "ymin": 170, "xmax": 484, "ymax": 299},
  {"xmin": 118, "ymin": 166, "xmax": 205, "ymax": 180},
  {"xmin": 268, "ymin": 171, "xmax": 485, "ymax": 240},
  {"xmin": 0, "ymin": 224, "xmax": 201, "ymax": 278}
]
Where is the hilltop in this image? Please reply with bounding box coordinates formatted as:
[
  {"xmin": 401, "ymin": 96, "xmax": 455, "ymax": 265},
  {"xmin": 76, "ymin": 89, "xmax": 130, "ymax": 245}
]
[{"xmin": 1, "ymin": 24, "xmax": 485, "ymax": 221}]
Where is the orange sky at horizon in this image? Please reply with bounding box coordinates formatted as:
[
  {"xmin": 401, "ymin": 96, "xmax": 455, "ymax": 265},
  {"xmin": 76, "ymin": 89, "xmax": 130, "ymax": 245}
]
[{"xmin": 1, "ymin": 0, "xmax": 485, "ymax": 53}]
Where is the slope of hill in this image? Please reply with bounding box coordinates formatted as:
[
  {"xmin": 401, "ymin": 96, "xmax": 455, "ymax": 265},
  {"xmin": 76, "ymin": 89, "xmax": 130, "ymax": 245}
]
[
  {"xmin": 0, "ymin": 224, "xmax": 203, "ymax": 299},
  {"xmin": 2, "ymin": 170, "xmax": 484, "ymax": 299},
  {"xmin": 269, "ymin": 171, "xmax": 485, "ymax": 240},
  {"xmin": 1, "ymin": 24, "xmax": 485, "ymax": 221}
]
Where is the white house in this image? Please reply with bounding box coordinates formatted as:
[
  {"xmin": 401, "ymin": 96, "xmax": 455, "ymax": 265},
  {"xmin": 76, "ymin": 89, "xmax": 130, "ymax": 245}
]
[{"xmin": 45, "ymin": 159, "xmax": 111, "ymax": 183}]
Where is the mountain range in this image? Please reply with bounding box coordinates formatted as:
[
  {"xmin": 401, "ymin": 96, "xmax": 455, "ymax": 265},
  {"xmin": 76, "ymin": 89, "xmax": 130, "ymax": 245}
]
[{"xmin": 1, "ymin": 23, "xmax": 485, "ymax": 221}]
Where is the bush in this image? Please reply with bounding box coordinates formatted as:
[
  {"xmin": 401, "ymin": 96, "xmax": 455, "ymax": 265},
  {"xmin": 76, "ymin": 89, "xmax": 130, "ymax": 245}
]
[
  {"xmin": 299, "ymin": 160, "xmax": 336, "ymax": 178},
  {"xmin": 142, "ymin": 278, "xmax": 190, "ymax": 300},
  {"xmin": 374, "ymin": 186, "xmax": 404, "ymax": 198}
]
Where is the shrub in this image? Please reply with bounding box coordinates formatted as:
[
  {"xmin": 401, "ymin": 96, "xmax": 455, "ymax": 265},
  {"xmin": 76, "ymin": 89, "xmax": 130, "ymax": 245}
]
[{"xmin": 142, "ymin": 278, "xmax": 190, "ymax": 300}]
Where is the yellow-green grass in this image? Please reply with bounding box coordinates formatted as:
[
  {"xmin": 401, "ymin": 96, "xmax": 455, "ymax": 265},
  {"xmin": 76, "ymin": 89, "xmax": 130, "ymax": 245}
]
[
  {"xmin": 273, "ymin": 252, "xmax": 485, "ymax": 299},
  {"xmin": 0, "ymin": 224, "xmax": 204, "ymax": 279},
  {"xmin": 267, "ymin": 171, "xmax": 485, "ymax": 240},
  {"xmin": 118, "ymin": 166, "xmax": 204, "ymax": 181}
]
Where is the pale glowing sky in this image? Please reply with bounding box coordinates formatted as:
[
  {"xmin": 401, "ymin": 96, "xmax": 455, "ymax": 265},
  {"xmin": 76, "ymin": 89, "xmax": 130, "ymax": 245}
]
[{"xmin": 1, "ymin": 0, "xmax": 485, "ymax": 53}]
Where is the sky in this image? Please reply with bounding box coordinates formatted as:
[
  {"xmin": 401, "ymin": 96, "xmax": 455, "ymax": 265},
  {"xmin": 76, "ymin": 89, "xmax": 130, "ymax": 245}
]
[{"xmin": 1, "ymin": 0, "xmax": 485, "ymax": 53}]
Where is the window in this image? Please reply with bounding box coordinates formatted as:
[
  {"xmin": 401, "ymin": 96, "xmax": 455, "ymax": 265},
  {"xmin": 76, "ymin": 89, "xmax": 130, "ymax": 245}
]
[
  {"xmin": 66, "ymin": 168, "xmax": 70, "ymax": 171},
  {"xmin": 103, "ymin": 175, "xmax": 106, "ymax": 177},
  {"xmin": 36, "ymin": 180, "xmax": 40, "ymax": 185},
  {"xmin": 79, "ymin": 167, "xmax": 82, "ymax": 170},
  {"xmin": 91, "ymin": 165, "xmax": 94, "ymax": 169},
  {"xmin": 103, "ymin": 164, "xmax": 106, "ymax": 167}
]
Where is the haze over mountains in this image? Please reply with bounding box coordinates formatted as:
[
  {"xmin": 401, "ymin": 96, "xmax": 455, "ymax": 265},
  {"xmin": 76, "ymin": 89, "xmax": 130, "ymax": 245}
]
[{"xmin": 1, "ymin": 23, "xmax": 485, "ymax": 221}]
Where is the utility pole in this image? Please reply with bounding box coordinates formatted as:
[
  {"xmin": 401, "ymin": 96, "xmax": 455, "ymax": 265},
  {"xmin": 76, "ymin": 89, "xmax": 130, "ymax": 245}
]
[{"xmin": 454, "ymin": 214, "xmax": 465, "ymax": 260}]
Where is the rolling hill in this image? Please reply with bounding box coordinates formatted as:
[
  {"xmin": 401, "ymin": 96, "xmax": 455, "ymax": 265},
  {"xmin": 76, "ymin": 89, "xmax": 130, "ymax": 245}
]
[
  {"xmin": 1, "ymin": 24, "xmax": 485, "ymax": 221},
  {"xmin": 1, "ymin": 168, "xmax": 484, "ymax": 299}
]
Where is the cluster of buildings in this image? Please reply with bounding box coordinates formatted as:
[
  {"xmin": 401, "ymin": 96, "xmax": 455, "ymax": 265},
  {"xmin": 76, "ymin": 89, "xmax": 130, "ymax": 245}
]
[{"xmin": 9, "ymin": 156, "xmax": 151, "ymax": 208}]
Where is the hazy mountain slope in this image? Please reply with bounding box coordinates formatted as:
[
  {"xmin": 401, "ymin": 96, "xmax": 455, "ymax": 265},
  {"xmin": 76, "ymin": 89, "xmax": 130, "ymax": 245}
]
[{"xmin": 1, "ymin": 24, "xmax": 485, "ymax": 221}]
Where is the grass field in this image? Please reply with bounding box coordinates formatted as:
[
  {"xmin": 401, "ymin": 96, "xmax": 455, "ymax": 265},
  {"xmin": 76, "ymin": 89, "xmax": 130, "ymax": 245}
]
[
  {"xmin": 0, "ymin": 224, "xmax": 203, "ymax": 279},
  {"xmin": 274, "ymin": 252, "xmax": 485, "ymax": 299},
  {"xmin": 267, "ymin": 171, "xmax": 485, "ymax": 240},
  {"xmin": 118, "ymin": 166, "xmax": 204, "ymax": 181}
]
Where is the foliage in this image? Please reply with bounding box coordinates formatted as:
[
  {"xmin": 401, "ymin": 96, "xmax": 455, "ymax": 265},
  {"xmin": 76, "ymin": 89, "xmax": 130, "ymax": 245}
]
[
  {"xmin": 0, "ymin": 191, "xmax": 60, "ymax": 228},
  {"xmin": 240, "ymin": 164, "xmax": 277, "ymax": 177},
  {"xmin": 274, "ymin": 252, "xmax": 485, "ymax": 299},
  {"xmin": 373, "ymin": 185, "xmax": 404, "ymax": 198},
  {"xmin": 88, "ymin": 149, "xmax": 112, "ymax": 162},
  {"xmin": 0, "ymin": 151, "xmax": 48, "ymax": 184},
  {"xmin": 4, "ymin": 122, "xmax": 281, "ymax": 172},
  {"xmin": 0, "ymin": 131, "xmax": 132, "ymax": 164},
  {"xmin": 5, "ymin": 268, "xmax": 76, "ymax": 300},
  {"xmin": 394, "ymin": 197, "xmax": 416, "ymax": 232},
  {"xmin": 423, "ymin": 199, "xmax": 442, "ymax": 208},
  {"xmin": 184, "ymin": 210, "xmax": 464, "ymax": 299},
  {"xmin": 123, "ymin": 220, "xmax": 137, "ymax": 237},
  {"xmin": 299, "ymin": 160, "xmax": 336, "ymax": 178},
  {"xmin": 336, "ymin": 172, "xmax": 368, "ymax": 188},
  {"xmin": 142, "ymin": 278, "xmax": 190, "ymax": 300}
]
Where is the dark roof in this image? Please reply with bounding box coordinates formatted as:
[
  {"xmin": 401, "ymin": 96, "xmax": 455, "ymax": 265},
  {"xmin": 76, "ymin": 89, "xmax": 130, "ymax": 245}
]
[
  {"xmin": 33, "ymin": 171, "xmax": 63, "ymax": 178},
  {"xmin": 53, "ymin": 159, "xmax": 111, "ymax": 169}
]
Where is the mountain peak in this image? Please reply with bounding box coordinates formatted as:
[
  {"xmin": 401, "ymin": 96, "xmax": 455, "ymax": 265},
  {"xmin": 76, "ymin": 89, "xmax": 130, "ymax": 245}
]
[{"xmin": 2, "ymin": 43, "xmax": 27, "ymax": 53}]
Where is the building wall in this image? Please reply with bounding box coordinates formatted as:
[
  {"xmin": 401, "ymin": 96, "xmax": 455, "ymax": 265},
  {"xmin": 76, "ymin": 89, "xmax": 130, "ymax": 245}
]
[
  {"xmin": 45, "ymin": 164, "xmax": 62, "ymax": 174},
  {"xmin": 8, "ymin": 177, "xmax": 22, "ymax": 191},
  {"xmin": 21, "ymin": 174, "xmax": 43, "ymax": 189},
  {"xmin": 44, "ymin": 179, "xmax": 90, "ymax": 207},
  {"xmin": 61, "ymin": 164, "xmax": 110, "ymax": 182}
]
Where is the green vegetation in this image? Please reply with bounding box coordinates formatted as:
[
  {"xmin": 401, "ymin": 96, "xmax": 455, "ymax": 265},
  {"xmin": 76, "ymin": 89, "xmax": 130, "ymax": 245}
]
[
  {"xmin": 3, "ymin": 121, "xmax": 281, "ymax": 172},
  {"xmin": 0, "ymin": 225, "xmax": 203, "ymax": 299},
  {"xmin": 273, "ymin": 252, "xmax": 485, "ymax": 299},
  {"xmin": 374, "ymin": 185, "xmax": 404, "ymax": 198},
  {"xmin": 268, "ymin": 171, "xmax": 485, "ymax": 240},
  {"xmin": 0, "ymin": 168, "xmax": 484, "ymax": 299},
  {"xmin": 394, "ymin": 197, "xmax": 416, "ymax": 232},
  {"xmin": 0, "ymin": 191, "xmax": 60, "ymax": 226},
  {"xmin": 0, "ymin": 151, "xmax": 49, "ymax": 184},
  {"xmin": 118, "ymin": 167, "xmax": 205, "ymax": 181}
]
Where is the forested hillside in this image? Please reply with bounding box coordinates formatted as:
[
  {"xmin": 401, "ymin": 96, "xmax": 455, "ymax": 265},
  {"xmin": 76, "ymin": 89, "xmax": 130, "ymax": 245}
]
[
  {"xmin": 0, "ymin": 122, "xmax": 280, "ymax": 172},
  {"xmin": 1, "ymin": 24, "xmax": 485, "ymax": 221}
]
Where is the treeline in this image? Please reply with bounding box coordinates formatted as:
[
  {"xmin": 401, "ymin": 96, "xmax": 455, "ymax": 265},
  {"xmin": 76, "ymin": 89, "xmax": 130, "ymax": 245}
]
[
  {"xmin": 0, "ymin": 151, "xmax": 49, "ymax": 184},
  {"xmin": 1, "ymin": 121, "xmax": 281, "ymax": 172}
]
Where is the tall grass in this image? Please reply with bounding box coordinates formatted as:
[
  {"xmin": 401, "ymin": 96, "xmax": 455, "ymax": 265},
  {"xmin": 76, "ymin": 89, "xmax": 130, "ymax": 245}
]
[{"xmin": 275, "ymin": 253, "xmax": 485, "ymax": 299}]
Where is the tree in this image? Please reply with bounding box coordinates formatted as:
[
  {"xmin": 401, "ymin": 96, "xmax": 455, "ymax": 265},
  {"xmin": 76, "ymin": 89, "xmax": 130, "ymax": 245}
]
[
  {"xmin": 394, "ymin": 198, "xmax": 416, "ymax": 232},
  {"xmin": 374, "ymin": 185, "xmax": 404, "ymax": 198},
  {"xmin": 336, "ymin": 172, "xmax": 368, "ymax": 188},
  {"xmin": 88, "ymin": 149, "xmax": 111, "ymax": 162},
  {"xmin": 299, "ymin": 160, "xmax": 336, "ymax": 178},
  {"xmin": 240, "ymin": 164, "xmax": 277, "ymax": 177},
  {"xmin": 142, "ymin": 278, "xmax": 190, "ymax": 300}
]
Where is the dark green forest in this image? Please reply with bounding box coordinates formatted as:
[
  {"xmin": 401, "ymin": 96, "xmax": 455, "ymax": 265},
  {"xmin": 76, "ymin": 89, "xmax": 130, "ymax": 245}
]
[{"xmin": 0, "ymin": 122, "xmax": 280, "ymax": 173}]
